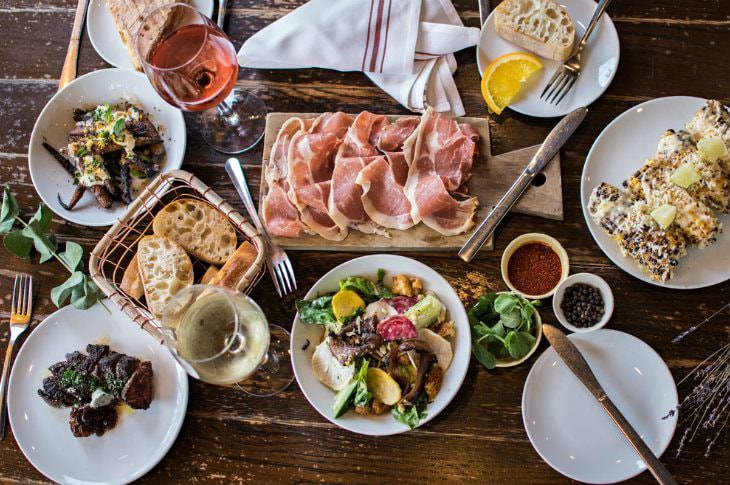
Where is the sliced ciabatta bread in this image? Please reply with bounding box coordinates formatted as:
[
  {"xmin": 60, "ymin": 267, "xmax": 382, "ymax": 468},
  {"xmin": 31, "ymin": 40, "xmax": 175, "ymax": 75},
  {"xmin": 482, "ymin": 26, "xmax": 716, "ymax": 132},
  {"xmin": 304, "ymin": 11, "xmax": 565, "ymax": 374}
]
[
  {"xmin": 152, "ymin": 198, "xmax": 237, "ymax": 266},
  {"xmin": 210, "ymin": 241, "xmax": 258, "ymax": 289},
  {"xmin": 137, "ymin": 235, "xmax": 194, "ymax": 317},
  {"xmin": 494, "ymin": 0, "xmax": 575, "ymax": 62}
]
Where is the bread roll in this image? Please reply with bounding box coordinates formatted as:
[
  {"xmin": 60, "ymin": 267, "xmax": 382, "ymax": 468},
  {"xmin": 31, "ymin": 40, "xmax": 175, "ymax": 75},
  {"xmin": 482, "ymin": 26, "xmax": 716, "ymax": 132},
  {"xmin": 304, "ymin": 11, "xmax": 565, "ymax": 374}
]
[{"xmin": 494, "ymin": 0, "xmax": 575, "ymax": 62}]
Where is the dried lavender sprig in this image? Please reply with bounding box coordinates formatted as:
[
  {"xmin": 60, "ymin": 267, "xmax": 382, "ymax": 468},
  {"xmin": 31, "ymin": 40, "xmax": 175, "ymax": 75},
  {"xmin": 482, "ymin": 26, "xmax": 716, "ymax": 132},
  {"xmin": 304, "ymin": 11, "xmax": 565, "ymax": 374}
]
[{"xmin": 672, "ymin": 301, "xmax": 730, "ymax": 343}]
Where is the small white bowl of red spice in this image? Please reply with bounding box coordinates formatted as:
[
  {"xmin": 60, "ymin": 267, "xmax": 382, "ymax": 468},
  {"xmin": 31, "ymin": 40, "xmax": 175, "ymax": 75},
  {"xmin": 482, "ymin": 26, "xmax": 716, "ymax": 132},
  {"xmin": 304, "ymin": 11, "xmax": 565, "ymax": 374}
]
[
  {"xmin": 500, "ymin": 233, "xmax": 569, "ymax": 300},
  {"xmin": 553, "ymin": 273, "xmax": 614, "ymax": 333}
]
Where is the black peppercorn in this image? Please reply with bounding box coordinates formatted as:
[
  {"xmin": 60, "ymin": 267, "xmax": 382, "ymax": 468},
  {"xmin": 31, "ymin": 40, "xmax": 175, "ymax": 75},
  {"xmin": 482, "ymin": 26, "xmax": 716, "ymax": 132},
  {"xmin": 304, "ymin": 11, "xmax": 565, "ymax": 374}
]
[{"xmin": 560, "ymin": 283, "xmax": 605, "ymax": 328}]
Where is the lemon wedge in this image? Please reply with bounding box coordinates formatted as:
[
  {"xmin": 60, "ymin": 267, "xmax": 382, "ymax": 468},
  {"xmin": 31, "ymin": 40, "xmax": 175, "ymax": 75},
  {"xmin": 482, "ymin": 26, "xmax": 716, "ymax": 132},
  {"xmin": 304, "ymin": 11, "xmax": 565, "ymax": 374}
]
[
  {"xmin": 366, "ymin": 367, "xmax": 401, "ymax": 406},
  {"xmin": 481, "ymin": 52, "xmax": 543, "ymax": 115},
  {"xmin": 332, "ymin": 290, "xmax": 365, "ymax": 322}
]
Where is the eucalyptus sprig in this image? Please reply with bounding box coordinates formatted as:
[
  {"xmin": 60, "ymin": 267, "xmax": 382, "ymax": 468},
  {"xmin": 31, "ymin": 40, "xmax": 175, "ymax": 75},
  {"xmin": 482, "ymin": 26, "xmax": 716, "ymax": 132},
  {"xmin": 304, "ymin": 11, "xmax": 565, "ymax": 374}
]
[{"xmin": 1, "ymin": 187, "xmax": 106, "ymax": 310}]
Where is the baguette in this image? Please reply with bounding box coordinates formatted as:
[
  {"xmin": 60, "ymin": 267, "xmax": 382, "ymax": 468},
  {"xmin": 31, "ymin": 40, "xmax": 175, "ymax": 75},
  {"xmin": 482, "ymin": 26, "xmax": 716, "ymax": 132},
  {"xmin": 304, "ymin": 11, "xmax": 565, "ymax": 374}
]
[
  {"xmin": 137, "ymin": 235, "xmax": 194, "ymax": 317},
  {"xmin": 494, "ymin": 0, "xmax": 575, "ymax": 62},
  {"xmin": 152, "ymin": 198, "xmax": 237, "ymax": 266},
  {"xmin": 200, "ymin": 265, "xmax": 220, "ymax": 285},
  {"xmin": 210, "ymin": 241, "xmax": 258, "ymax": 289},
  {"xmin": 120, "ymin": 253, "xmax": 144, "ymax": 300}
]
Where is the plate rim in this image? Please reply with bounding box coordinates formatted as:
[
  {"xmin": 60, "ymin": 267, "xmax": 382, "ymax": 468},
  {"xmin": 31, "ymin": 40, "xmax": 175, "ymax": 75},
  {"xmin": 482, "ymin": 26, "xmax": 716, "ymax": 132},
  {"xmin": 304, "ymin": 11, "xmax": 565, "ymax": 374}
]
[
  {"xmin": 579, "ymin": 95, "xmax": 729, "ymax": 289},
  {"xmin": 476, "ymin": 0, "xmax": 621, "ymax": 118},
  {"xmin": 86, "ymin": 0, "xmax": 216, "ymax": 70},
  {"xmin": 27, "ymin": 67, "xmax": 186, "ymax": 227},
  {"xmin": 7, "ymin": 301, "xmax": 189, "ymax": 485},
  {"xmin": 521, "ymin": 329, "xmax": 678, "ymax": 484},
  {"xmin": 289, "ymin": 254, "xmax": 471, "ymax": 436}
]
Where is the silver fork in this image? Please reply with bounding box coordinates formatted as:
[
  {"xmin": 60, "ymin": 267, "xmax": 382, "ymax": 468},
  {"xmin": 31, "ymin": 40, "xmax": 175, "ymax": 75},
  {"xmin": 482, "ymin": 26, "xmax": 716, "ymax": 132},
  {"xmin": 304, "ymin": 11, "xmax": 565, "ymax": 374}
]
[
  {"xmin": 225, "ymin": 158, "xmax": 298, "ymax": 297},
  {"xmin": 0, "ymin": 274, "xmax": 33, "ymax": 440},
  {"xmin": 540, "ymin": 0, "xmax": 613, "ymax": 105}
]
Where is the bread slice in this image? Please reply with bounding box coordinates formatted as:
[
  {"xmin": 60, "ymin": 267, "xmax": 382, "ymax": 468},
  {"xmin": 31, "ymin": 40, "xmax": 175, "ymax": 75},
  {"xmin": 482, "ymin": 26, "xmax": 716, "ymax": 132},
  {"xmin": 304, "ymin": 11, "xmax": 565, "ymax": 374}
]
[
  {"xmin": 494, "ymin": 0, "xmax": 575, "ymax": 62},
  {"xmin": 200, "ymin": 265, "xmax": 220, "ymax": 285},
  {"xmin": 120, "ymin": 253, "xmax": 144, "ymax": 300},
  {"xmin": 137, "ymin": 235, "xmax": 194, "ymax": 317},
  {"xmin": 106, "ymin": 0, "xmax": 188, "ymax": 71},
  {"xmin": 210, "ymin": 241, "xmax": 258, "ymax": 289},
  {"xmin": 153, "ymin": 198, "xmax": 237, "ymax": 266}
]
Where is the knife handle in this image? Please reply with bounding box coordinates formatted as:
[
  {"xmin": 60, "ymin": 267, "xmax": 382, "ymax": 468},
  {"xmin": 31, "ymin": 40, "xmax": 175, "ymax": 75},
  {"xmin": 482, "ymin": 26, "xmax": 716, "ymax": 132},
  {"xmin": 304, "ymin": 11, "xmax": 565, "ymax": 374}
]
[{"xmin": 600, "ymin": 396, "xmax": 679, "ymax": 485}]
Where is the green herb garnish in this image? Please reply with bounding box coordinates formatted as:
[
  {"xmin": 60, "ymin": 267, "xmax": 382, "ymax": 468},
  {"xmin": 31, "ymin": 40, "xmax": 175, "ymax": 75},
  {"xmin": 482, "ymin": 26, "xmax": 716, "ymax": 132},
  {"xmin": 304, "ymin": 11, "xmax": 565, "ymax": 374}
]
[
  {"xmin": 74, "ymin": 146, "xmax": 87, "ymax": 157},
  {"xmin": 296, "ymin": 295, "xmax": 337, "ymax": 325},
  {"xmin": 469, "ymin": 292, "xmax": 540, "ymax": 369},
  {"xmin": 112, "ymin": 118, "xmax": 125, "ymax": 137}
]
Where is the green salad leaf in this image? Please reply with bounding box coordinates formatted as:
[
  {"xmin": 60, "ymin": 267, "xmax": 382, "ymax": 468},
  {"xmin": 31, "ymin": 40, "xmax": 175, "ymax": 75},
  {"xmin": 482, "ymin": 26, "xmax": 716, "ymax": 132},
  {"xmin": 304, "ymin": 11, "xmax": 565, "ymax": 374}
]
[
  {"xmin": 339, "ymin": 270, "xmax": 393, "ymax": 302},
  {"xmin": 469, "ymin": 292, "xmax": 540, "ymax": 369},
  {"xmin": 296, "ymin": 296, "xmax": 337, "ymax": 325},
  {"xmin": 392, "ymin": 395, "xmax": 428, "ymax": 429},
  {"xmin": 352, "ymin": 359, "xmax": 372, "ymax": 408}
]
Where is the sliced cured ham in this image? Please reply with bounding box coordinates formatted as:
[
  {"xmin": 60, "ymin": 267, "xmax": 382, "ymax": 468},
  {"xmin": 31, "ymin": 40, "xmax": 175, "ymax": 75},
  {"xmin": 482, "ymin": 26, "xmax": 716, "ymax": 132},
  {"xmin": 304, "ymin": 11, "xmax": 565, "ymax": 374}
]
[
  {"xmin": 403, "ymin": 108, "xmax": 478, "ymax": 235},
  {"xmin": 286, "ymin": 112, "xmax": 354, "ymax": 241},
  {"xmin": 377, "ymin": 117, "xmax": 420, "ymax": 152},
  {"xmin": 357, "ymin": 157, "xmax": 415, "ymax": 230},
  {"xmin": 338, "ymin": 111, "xmax": 389, "ymax": 158}
]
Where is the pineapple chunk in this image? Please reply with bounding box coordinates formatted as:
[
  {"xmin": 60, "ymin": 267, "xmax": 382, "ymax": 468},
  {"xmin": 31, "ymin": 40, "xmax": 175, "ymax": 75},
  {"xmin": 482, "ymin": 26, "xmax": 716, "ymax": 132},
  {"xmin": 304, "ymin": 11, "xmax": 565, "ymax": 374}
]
[
  {"xmin": 650, "ymin": 204, "xmax": 677, "ymax": 229},
  {"xmin": 669, "ymin": 163, "xmax": 701, "ymax": 188},
  {"xmin": 697, "ymin": 136, "xmax": 727, "ymax": 163}
]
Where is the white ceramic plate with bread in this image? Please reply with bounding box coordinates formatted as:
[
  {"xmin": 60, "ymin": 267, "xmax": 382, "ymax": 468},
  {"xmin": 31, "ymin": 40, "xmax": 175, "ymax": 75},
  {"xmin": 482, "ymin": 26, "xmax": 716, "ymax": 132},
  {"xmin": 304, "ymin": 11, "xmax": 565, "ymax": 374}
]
[
  {"xmin": 477, "ymin": 0, "xmax": 620, "ymax": 118},
  {"xmin": 87, "ymin": 0, "xmax": 214, "ymax": 71}
]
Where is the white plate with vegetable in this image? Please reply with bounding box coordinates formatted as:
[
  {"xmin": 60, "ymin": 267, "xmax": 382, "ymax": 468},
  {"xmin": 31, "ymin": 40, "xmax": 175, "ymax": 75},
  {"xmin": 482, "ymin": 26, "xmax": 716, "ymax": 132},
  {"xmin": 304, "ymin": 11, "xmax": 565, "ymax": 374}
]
[
  {"xmin": 28, "ymin": 68, "xmax": 185, "ymax": 227},
  {"xmin": 291, "ymin": 254, "xmax": 470, "ymax": 436},
  {"xmin": 581, "ymin": 96, "xmax": 730, "ymax": 289},
  {"xmin": 522, "ymin": 330, "xmax": 678, "ymax": 484},
  {"xmin": 8, "ymin": 301, "xmax": 188, "ymax": 485}
]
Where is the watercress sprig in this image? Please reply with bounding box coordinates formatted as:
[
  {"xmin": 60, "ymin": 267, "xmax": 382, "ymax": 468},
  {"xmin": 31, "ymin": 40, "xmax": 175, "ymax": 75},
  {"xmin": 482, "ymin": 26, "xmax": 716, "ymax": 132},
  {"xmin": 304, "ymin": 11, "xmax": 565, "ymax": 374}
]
[{"xmin": 0, "ymin": 187, "xmax": 106, "ymax": 311}]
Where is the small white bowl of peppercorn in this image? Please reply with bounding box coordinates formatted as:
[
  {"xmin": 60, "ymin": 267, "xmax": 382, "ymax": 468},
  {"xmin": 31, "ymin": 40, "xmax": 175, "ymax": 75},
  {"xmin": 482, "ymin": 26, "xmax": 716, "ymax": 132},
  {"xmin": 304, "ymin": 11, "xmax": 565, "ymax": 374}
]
[
  {"xmin": 500, "ymin": 233, "xmax": 570, "ymax": 300},
  {"xmin": 553, "ymin": 273, "xmax": 614, "ymax": 333}
]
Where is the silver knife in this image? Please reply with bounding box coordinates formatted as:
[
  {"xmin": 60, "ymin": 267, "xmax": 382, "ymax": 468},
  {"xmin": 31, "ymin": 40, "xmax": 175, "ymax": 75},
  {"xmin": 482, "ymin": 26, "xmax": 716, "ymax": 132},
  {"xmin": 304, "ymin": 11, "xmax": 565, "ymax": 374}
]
[
  {"xmin": 478, "ymin": 0, "xmax": 491, "ymax": 26},
  {"xmin": 542, "ymin": 325, "xmax": 679, "ymax": 485},
  {"xmin": 458, "ymin": 107, "xmax": 587, "ymax": 262},
  {"xmin": 216, "ymin": 0, "xmax": 228, "ymax": 29}
]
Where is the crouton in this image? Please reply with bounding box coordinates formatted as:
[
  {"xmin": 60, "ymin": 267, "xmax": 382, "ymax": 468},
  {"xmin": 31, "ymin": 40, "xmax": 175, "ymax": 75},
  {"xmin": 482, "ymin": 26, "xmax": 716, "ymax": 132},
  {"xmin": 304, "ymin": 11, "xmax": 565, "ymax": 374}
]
[
  {"xmin": 371, "ymin": 399, "xmax": 391, "ymax": 415},
  {"xmin": 434, "ymin": 320, "xmax": 456, "ymax": 339},
  {"xmin": 392, "ymin": 274, "xmax": 414, "ymax": 296},
  {"xmin": 424, "ymin": 364, "xmax": 444, "ymax": 401}
]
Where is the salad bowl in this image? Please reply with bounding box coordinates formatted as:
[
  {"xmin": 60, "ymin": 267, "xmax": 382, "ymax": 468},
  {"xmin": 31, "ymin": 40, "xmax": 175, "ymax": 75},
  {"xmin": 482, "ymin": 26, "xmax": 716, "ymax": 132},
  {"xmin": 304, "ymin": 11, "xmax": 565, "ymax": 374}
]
[{"xmin": 290, "ymin": 254, "xmax": 471, "ymax": 436}]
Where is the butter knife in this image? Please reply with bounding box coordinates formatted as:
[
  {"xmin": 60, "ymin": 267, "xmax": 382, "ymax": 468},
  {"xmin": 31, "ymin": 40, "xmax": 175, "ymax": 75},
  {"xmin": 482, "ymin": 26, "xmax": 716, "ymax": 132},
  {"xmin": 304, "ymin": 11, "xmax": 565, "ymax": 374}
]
[
  {"xmin": 59, "ymin": 0, "xmax": 89, "ymax": 90},
  {"xmin": 542, "ymin": 325, "xmax": 678, "ymax": 485},
  {"xmin": 458, "ymin": 106, "xmax": 587, "ymax": 262}
]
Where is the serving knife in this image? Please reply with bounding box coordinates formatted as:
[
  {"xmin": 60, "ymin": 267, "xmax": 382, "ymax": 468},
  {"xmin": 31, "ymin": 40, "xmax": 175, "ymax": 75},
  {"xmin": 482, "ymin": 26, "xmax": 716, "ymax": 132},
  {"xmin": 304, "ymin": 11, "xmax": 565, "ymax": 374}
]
[
  {"xmin": 478, "ymin": 0, "xmax": 491, "ymax": 26},
  {"xmin": 458, "ymin": 106, "xmax": 587, "ymax": 262},
  {"xmin": 542, "ymin": 324, "xmax": 679, "ymax": 485},
  {"xmin": 59, "ymin": 0, "xmax": 90, "ymax": 90}
]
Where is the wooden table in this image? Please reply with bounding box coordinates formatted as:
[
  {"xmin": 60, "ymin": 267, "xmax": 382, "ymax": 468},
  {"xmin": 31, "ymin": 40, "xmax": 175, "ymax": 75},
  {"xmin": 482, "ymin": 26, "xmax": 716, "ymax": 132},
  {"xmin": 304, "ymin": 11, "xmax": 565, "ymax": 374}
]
[{"xmin": 1, "ymin": 1, "xmax": 728, "ymax": 483}]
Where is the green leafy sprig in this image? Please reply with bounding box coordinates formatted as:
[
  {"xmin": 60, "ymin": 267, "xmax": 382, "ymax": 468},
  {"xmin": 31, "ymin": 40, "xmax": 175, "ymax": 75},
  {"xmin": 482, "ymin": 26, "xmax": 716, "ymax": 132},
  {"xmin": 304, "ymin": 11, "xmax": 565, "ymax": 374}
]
[
  {"xmin": 0, "ymin": 187, "xmax": 106, "ymax": 310},
  {"xmin": 469, "ymin": 292, "xmax": 540, "ymax": 369}
]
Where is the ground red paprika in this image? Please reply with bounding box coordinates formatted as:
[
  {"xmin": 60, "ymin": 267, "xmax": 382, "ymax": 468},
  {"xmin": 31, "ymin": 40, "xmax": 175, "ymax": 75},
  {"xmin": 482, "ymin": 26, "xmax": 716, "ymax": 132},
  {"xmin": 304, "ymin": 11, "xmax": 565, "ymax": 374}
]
[{"xmin": 507, "ymin": 243, "xmax": 562, "ymax": 296}]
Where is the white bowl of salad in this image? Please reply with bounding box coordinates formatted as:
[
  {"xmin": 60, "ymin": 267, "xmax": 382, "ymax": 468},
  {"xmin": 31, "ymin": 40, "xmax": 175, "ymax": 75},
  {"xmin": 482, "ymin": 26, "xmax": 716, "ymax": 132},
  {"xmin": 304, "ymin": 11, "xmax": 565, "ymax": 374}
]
[{"xmin": 291, "ymin": 254, "xmax": 470, "ymax": 435}]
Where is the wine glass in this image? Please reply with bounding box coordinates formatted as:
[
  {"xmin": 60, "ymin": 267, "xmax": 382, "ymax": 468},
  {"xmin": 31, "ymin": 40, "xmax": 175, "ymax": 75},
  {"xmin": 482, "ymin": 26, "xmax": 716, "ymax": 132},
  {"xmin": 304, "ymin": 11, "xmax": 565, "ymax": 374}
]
[
  {"xmin": 135, "ymin": 3, "xmax": 266, "ymax": 154},
  {"xmin": 161, "ymin": 285, "xmax": 294, "ymax": 396}
]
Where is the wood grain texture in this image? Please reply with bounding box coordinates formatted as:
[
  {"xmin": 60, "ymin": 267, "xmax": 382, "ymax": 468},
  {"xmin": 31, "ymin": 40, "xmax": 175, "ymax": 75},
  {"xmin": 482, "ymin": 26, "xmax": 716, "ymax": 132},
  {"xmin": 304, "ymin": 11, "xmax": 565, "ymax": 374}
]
[
  {"xmin": 259, "ymin": 112, "xmax": 561, "ymax": 251},
  {"xmin": 0, "ymin": 0, "xmax": 728, "ymax": 484}
]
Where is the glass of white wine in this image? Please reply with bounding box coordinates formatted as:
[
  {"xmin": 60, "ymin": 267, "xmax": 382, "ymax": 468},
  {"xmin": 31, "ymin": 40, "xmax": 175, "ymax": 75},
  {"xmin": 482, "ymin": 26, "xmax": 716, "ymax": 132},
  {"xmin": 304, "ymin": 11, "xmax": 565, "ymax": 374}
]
[{"xmin": 161, "ymin": 285, "xmax": 293, "ymax": 396}]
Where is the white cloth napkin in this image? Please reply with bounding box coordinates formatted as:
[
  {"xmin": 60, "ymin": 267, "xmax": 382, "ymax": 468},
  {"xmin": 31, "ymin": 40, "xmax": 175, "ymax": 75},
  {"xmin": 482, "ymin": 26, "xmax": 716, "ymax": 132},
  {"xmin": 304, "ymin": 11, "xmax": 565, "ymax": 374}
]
[{"xmin": 237, "ymin": 0, "xmax": 479, "ymax": 116}]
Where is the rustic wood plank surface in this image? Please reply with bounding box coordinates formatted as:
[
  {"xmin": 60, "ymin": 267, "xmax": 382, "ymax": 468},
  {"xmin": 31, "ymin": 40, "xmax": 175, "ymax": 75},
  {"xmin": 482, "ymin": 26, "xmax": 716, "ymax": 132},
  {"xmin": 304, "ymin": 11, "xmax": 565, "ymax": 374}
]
[{"xmin": 0, "ymin": 0, "xmax": 728, "ymax": 484}]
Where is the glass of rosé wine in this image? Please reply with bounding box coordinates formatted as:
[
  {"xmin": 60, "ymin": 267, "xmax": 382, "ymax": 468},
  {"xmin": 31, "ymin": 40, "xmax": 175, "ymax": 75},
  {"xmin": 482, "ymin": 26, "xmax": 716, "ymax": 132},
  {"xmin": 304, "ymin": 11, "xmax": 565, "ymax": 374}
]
[{"xmin": 135, "ymin": 3, "xmax": 266, "ymax": 154}]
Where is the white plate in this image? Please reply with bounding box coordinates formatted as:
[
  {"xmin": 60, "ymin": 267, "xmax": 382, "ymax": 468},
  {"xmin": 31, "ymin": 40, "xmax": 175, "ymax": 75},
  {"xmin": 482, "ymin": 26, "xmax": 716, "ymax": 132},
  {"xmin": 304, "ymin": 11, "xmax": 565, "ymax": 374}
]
[
  {"xmin": 8, "ymin": 302, "xmax": 189, "ymax": 485},
  {"xmin": 87, "ymin": 0, "xmax": 215, "ymax": 70},
  {"xmin": 477, "ymin": 0, "xmax": 620, "ymax": 117},
  {"xmin": 290, "ymin": 254, "xmax": 471, "ymax": 436},
  {"xmin": 581, "ymin": 96, "xmax": 730, "ymax": 289},
  {"xmin": 522, "ymin": 330, "xmax": 678, "ymax": 484},
  {"xmin": 28, "ymin": 68, "xmax": 186, "ymax": 227}
]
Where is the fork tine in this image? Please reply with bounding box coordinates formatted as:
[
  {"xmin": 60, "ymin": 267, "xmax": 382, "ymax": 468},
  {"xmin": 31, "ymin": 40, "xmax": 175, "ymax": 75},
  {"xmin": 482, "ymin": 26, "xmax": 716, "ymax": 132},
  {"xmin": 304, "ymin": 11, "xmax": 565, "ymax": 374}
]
[
  {"xmin": 11, "ymin": 274, "xmax": 19, "ymax": 315},
  {"xmin": 282, "ymin": 258, "xmax": 297, "ymax": 291},
  {"xmin": 20, "ymin": 275, "xmax": 28, "ymax": 316},
  {"xmin": 26, "ymin": 275, "xmax": 33, "ymax": 316},
  {"xmin": 267, "ymin": 262, "xmax": 284, "ymax": 297},
  {"xmin": 548, "ymin": 72, "xmax": 572, "ymax": 104},
  {"xmin": 542, "ymin": 70, "xmax": 567, "ymax": 102},
  {"xmin": 277, "ymin": 263, "xmax": 294, "ymax": 295},
  {"xmin": 540, "ymin": 68, "xmax": 564, "ymax": 99},
  {"xmin": 554, "ymin": 75, "xmax": 578, "ymax": 105}
]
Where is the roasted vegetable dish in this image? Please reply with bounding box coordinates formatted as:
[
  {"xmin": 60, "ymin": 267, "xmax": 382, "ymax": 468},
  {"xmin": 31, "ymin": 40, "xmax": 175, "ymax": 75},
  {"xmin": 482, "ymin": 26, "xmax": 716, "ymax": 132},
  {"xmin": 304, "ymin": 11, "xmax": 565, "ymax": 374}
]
[
  {"xmin": 44, "ymin": 102, "xmax": 165, "ymax": 210},
  {"xmin": 38, "ymin": 344, "xmax": 154, "ymax": 437},
  {"xmin": 297, "ymin": 270, "xmax": 454, "ymax": 428}
]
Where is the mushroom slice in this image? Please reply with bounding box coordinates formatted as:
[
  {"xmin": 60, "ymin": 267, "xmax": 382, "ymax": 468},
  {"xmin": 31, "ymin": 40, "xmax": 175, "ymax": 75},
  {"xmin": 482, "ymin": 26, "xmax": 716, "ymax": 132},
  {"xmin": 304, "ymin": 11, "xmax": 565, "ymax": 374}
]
[{"xmin": 417, "ymin": 328, "xmax": 453, "ymax": 371}]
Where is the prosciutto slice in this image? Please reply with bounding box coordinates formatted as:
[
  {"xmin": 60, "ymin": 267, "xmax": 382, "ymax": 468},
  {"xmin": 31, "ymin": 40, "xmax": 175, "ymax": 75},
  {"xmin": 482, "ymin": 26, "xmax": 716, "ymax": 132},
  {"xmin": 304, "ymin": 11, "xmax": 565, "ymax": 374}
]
[
  {"xmin": 262, "ymin": 117, "xmax": 312, "ymax": 237},
  {"xmin": 377, "ymin": 117, "xmax": 420, "ymax": 152},
  {"xmin": 403, "ymin": 108, "xmax": 478, "ymax": 235},
  {"xmin": 357, "ymin": 157, "xmax": 415, "ymax": 230},
  {"xmin": 287, "ymin": 112, "xmax": 354, "ymax": 241}
]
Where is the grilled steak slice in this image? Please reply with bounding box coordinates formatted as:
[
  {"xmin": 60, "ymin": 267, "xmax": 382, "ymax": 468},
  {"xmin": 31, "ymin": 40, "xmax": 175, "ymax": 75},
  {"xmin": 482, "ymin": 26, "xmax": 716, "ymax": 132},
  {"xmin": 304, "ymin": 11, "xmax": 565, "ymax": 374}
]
[
  {"xmin": 38, "ymin": 376, "xmax": 76, "ymax": 408},
  {"xmin": 77, "ymin": 344, "xmax": 110, "ymax": 374},
  {"xmin": 65, "ymin": 351, "xmax": 88, "ymax": 368},
  {"xmin": 122, "ymin": 361, "xmax": 153, "ymax": 409},
  {"xmin": 70, "ymin": 404, "xmax": 118, "ymax": 437},
  {"xmin": 115, "ymin": 355, "xmax": 140, "ymax": 381}
]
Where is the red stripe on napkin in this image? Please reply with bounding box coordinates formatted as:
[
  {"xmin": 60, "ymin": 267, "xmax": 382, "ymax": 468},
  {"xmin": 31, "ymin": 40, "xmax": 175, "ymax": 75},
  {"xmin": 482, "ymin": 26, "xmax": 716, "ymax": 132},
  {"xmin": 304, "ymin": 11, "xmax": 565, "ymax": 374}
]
[
  {"xmin": 361, "ymin": 0, "xmax": 376, "ymax": 71},
  {"xmin": 368, "ymin": 0, "xmax": 386, "ymax": 72},
  {"xmin": 378, "ymin": 0, "xmax": 392, "ymax": 73}
]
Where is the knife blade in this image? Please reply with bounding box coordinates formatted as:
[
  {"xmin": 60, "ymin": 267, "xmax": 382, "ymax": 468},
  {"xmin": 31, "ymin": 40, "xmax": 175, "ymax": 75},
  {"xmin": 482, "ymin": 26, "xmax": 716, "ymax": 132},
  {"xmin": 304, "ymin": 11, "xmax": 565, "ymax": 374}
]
[
  {"xmin": 478, "ymin": 0, "xmax": 491, "ymax": 26},
  {"xmin": 542, "ymin": 324, "xmax": 678, "ymax": 485},
  {"xmin": 59, "ymin": 0, "xmax": 90, "ymax": 91},
  {"xmin": 458, "ymin": 106, "xmax": 587, "ymax": 262}
]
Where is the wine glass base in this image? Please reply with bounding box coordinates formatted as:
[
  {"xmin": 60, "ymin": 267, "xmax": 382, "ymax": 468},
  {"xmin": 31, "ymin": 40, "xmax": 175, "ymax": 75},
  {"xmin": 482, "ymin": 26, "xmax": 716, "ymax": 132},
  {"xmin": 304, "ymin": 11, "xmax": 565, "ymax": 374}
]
[
  {"xmin": 200, "ymin": 88, "xmax": 266, "ymax": 154},
  {"xmin": 236, "ymin": 324, "xmax": 294, "ymax": 397}
]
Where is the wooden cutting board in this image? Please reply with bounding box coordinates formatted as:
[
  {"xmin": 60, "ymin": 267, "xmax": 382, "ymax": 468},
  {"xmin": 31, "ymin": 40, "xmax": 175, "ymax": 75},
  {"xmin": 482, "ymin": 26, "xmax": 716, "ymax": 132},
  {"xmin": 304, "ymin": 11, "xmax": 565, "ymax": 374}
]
[{"xmin": 258, "ymin": 112, "xmax": 562, "ymax": 251}]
